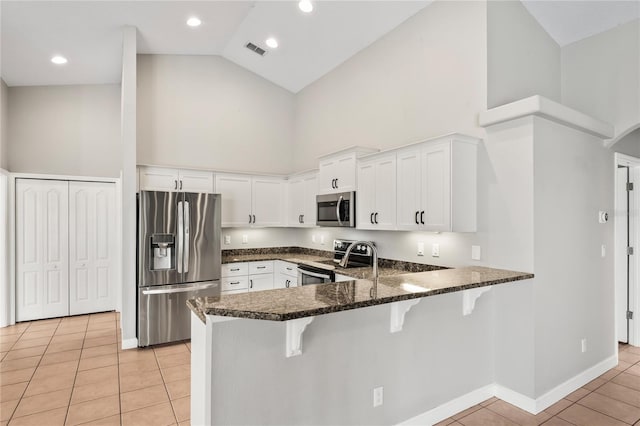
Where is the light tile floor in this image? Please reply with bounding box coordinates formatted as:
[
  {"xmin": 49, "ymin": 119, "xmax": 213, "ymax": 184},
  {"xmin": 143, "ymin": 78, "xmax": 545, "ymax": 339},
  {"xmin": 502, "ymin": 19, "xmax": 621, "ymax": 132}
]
[
  {"xmin": 0, "ymin": 312, "xmax": 190, "ymax": 426},
  {"xmin": 2, "ymin": 314, "xmax": 640, "ymax": 425}
]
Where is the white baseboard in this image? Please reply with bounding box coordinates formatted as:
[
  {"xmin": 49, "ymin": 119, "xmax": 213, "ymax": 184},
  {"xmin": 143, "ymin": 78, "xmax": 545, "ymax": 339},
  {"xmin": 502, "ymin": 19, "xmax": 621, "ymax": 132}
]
[
  {"xmin": 121, "ymin": 337, "xmax": 138, "ymax": 350},
  {"xmin": 532, "ymin": 355, "xmax": 618, "ymax": 413},
  {"xmin": 398, "ymin": 385, "xmax": 494, "ymax": 425},
  {"xmin": 397, "ymin": 355, "xmax": 618, "ymax": 425}
]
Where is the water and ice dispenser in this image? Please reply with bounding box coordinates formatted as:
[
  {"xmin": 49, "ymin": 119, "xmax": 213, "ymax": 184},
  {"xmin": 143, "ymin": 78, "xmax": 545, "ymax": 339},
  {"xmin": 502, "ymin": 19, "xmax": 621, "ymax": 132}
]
[{"xmin": 150, "ymin": 234, "xmax": 175, "ymax": 271}]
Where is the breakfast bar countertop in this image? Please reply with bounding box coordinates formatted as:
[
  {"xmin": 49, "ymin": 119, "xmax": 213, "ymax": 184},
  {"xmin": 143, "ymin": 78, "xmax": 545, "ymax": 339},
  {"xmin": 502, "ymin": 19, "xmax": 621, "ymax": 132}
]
[{"xmin": 187, "ymin": 266, "xmax": 534, "ymax": 323}]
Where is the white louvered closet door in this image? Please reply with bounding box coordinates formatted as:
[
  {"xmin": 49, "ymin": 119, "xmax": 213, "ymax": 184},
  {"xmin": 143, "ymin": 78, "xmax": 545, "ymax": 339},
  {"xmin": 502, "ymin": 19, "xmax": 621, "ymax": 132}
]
[
  {"xmin": 16, "ymin": 179, "xmax": 69, "ymax": 321},
  {"xmin": 69, "ymin": 181, "xmax": 116, "ymax": 315}
]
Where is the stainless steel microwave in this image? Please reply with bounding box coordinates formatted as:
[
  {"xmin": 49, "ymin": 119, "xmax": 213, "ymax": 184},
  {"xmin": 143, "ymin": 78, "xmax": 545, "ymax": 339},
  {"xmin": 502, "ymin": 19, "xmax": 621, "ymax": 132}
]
[{"xmin": 316, "ymin": 192, "xmax": 356, "ymax": 227}]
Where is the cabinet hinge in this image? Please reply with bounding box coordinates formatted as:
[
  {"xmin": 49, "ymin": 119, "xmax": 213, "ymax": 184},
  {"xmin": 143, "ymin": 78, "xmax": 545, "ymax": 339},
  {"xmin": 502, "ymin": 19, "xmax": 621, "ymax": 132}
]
[
  {"xmin": 628, "ymin": 182, "xmax": 635, "ymax": 191},
  {"xmin": 628, "ymin": 247, "xmax": 634, "ymax": 256},
  {"xmin": 627, "ymin": 311, "xmax": 634, "ymax": 320}
]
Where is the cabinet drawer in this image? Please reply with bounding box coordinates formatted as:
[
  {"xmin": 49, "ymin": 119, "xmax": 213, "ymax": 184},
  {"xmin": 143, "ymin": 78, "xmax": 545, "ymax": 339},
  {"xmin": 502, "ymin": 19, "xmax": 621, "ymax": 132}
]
[
  {"xmin": 222, "ymin": 263, "xmax": 249, "ymax": 277},
  {"xmin": 249, "ymin": 261, "xmax": 274, "ymax": 275},
  {"xmin": 276, "ymin": 261, "xmax": 298, "ymax": 277},
  {"xmin": 222, "ymin": 277, "xmax": 249, "ymax": 291}
]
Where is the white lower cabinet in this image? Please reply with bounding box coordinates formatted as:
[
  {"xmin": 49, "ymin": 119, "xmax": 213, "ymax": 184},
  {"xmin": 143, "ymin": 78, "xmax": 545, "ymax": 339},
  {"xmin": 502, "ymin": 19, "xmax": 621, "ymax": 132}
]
[
  {"xmin": 248, "ymin": 273, "xmax": 274, "ymax": 292},
  {"xmin": 274, "ymin": 261, "xmax": 298, "ymax": 289},
  {"xmin": 16, "ymin": 179, "xmax": 117, "ymax": 322}
]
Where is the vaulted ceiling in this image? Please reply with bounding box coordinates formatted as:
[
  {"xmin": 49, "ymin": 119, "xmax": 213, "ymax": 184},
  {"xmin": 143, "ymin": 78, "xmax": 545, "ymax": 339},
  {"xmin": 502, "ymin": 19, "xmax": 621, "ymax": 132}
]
[{"xmin": 1, "ymin": 1, "xmax": 638, "ymax": 92}]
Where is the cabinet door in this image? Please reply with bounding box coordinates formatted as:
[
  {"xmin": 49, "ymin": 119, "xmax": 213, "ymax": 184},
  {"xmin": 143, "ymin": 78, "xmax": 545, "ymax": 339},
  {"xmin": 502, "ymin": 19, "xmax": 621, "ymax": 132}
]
[
  {"xmin": 274, "ymin": 273, "xmax": 296, "ymax": 289},
  {"xmin": 396, "ymin": 149, "xmax": 422, "ymax": 230},
  {"xmin": 374, "ymin": 155, "xmax": 397, "ymax": 230},
  {"xmin": 248, "ymin": 273, "xmax": 274, "ymax": 292},
  {"xmin": 334, "ymin": 154, "xmax": 357, "ymax": 192},
  {"xmin": 179, "ymin": 170, "xmax": 214, "ymax": 193},
  {"xmin": 252, "ymin": 178, "xmax": 285, "ymax": 227},
  {"xmin": 318, "ymin": 159, "xmax": 337, "ymax": 194},
  {"xmin": 69, "ymin": 182, "xmax": 117, "ymax": 315},
  {"xmin": 302, "ymin": 174, "xmax": 318, "ymax": 227},
  {"xmin": 287, "ymin": 179, "xmax": 304, "ymax": 227},
  {"xmin": 139, "ymin": 167, "xmax": 180, "ymax": 192},
  {"xmin": 215, "ymin": 174, "xmax": 252, "ymax": 227},
  {"xmin": 422, "ymin": 142, "xmax": 451, "ymax": 232},
  {"xmin": 16, "ymin": 179, "xmax": 69, "ymax": 321},
  {"xmin": 356, "ymin": 162, "xmax": 376, "ymax": 230}
]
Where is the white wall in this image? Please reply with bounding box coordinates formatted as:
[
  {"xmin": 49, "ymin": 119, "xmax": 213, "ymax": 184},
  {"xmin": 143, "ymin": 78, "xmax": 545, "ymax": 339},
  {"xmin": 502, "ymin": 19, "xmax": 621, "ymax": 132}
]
[
  {"xmin": 562, "ymin": 19, "xmax": 640, "ymax": 138},
  {"xmin": 293, "ymin": 0, "xmax": 487, "ymax": 172},
  {"xmin": 137, "ymin": 55, "xmax": 295, "ymax": 175},
  {"xmin": 7, "ymin": 84, "xmax": 121, "ymax": 177},
  {"xmin": 0, "ymin": 79, "xmax": 8, "ymax": 170},
  {"xmin": 221, "ymin": 227, "xmax": 300, "ymax": 251},
  {"xmin": 612, "ymin": 128, "xmax": 640, "ymax": 158},
  {"xmin": 533, "ymin": 117, "xmax": 615, "ymax": 396},
  {"xmin": 487, "ymin": 0, "xmax": 561, "ymax": 108}
]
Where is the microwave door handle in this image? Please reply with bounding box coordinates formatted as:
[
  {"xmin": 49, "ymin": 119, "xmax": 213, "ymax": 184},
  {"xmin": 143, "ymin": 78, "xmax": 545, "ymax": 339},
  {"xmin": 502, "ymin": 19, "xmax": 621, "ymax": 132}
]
[
  {"xmin": 297, "ymin": 268, "xmax": 332, "ymax": 280},
  {"xmin": 177, "ymin": 201, "xmax": 183, "ymax": 274},
  {"xmin": 183, "ymin": 201, "xmax": 190, "ymax": 273},
  {"xmin": 336, "ymin": 196, "xmax": 344, "ymax": 226}
]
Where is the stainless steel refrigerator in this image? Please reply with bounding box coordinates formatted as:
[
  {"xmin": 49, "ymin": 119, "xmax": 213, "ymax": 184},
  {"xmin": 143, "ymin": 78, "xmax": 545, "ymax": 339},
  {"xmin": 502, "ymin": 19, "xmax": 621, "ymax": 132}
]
[{"xmin": 137, "ymin": 190, "xmax": 221, "ymax": 346}]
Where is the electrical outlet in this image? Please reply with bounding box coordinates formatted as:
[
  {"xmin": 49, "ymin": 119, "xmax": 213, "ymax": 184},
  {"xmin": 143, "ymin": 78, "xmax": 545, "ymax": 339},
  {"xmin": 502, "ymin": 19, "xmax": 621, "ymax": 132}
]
[
  {"xmin": 471, "ymin": 245, "xmax": 481, "ymax": 261},
  {"xmin": 242, "ymin": 235, "xmax": 248, "ymax": 244},
  {"xmin": 601, "ymin": 245, "xmax": 606, "ymax": 258},
  {"xmin": 224, "ymin": 235, "xmax": 231, "ymax": 245},
  {"xmin": 373, "ymin": 387, "xmax": 383, "ymax": 407},
  {"xmin": 431, "ymin": 243, "xmax": 440, "ymax": 257},
  {"xmin": 320, "ymin": 235, "xmax": 325, "ymax": 245},
  {"xmin": 581, "ymin": 338, "xmax": 587, "ymax": 353},
  {"xmin": 417, "ymin": 242, "xmax": 425, "ymax": 256}
]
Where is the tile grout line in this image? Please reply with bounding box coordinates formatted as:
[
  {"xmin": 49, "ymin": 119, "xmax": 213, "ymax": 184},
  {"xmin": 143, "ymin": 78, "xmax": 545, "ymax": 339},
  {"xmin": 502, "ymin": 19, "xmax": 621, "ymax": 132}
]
[
  {"xmin": 62, "ymin": 316, "xmax": 89, "ymax": 426},
  {"xmin": 2, "ymin": 320, "xmax": 32, "ymax": 423},
  {"xmin": 116, "ymin": 317, "xmax": 123, "ymax": 426},
  {"xmin": 153, "ymin": 345, "xmax": 180, "ymax": 424}
]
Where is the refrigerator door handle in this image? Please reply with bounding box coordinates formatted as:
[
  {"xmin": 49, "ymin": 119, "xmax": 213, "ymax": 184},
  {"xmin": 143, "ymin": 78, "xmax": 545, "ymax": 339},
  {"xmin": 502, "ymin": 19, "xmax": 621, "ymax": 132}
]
[
  {"xmin": 177, "ymin": 201, "xmax": 184, "ymax": 274},
  {"xmin": 141, "ymin": 281, "xmax": 219, "ymax": 295},
  {"xmin": 184, "ymin": 201, "xmax": 190, "ymax": 273}
]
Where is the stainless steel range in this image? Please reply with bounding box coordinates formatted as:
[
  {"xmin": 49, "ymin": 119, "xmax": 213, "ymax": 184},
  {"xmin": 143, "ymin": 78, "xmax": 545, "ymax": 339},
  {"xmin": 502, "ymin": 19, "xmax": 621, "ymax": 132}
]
[{"xmin": 296, "ymin": 239, "xmax": 374, "ymax": 286}]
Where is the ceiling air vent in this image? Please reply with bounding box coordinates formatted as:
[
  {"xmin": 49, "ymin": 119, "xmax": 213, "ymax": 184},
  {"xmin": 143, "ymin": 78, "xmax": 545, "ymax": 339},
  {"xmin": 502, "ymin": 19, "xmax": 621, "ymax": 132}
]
[{"xmin": 245, "ymin": 42, "xmax": 267, "ymax": 56}]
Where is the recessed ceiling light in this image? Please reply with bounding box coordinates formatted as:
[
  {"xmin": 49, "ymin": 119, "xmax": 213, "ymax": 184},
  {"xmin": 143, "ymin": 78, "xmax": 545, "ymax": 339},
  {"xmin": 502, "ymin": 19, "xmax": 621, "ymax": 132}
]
[
  {"xmin": 298, "ymin": 0, "xmax": 313, "ymax": 13},
  {"xmin": 265, "ymin": 38, "xmax": 278, "ymax": 49},
  {"xmin": 51, "ymin": 56, "xmax": 68, "ymax": 65},
  {"xmin": 187, "ymin": 17, "xmax": 201, "ymax": 27}
]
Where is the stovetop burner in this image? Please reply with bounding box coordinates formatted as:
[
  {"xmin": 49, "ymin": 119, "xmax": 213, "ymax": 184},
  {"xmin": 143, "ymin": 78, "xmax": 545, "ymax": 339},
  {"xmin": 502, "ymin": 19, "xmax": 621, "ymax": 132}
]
[{"xmin": 333, "ymin": 239, "xmax": 374, "ymax": 268}]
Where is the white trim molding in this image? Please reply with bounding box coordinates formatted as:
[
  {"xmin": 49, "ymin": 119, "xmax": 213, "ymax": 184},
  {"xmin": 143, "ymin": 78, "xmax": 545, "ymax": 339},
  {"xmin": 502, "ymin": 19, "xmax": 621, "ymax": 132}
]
[
  {"xmin": 285, "ymin": 316, "xmax": 314, "ymax": 357},
  {"xmin": 120, "ymin": 337, "xmax": 138, "ymax": 350},
  {"xmin": 390, "ymin": 299, "xmax": 421, "ymax": 333},
  {"xmin": 462, "ymin": 286, "xmax": 492, "ymax": 316},
  {"xmin": 397, "ymin": 355, "xmax": 617, "ymax": 424},
  {"xmin": 478, "ymin": 95, "xmax": 614, "ymax": 139}
]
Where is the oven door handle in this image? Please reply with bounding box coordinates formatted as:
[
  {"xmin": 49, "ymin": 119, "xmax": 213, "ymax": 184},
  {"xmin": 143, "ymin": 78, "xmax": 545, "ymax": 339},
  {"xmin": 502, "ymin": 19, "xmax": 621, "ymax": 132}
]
[
  {"xmin": 297, "ymin": 268, "xmax": 333, "ymax": 280},
  {"xmin": 141, "ymin": 282, "xmax": 218, "ymax": 295}
]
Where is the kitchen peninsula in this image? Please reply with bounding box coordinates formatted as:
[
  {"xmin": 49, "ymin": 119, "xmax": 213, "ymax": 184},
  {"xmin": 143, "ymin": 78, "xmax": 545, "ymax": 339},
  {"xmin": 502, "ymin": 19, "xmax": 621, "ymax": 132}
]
[{"xmin": 187, "ymin": 260, "xmax": 532, "ymax": 425}]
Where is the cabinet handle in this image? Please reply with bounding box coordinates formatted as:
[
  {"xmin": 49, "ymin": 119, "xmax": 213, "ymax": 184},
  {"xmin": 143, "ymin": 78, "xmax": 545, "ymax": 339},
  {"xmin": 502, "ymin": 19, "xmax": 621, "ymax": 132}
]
[
  {"xmin": 335, "ymin": 178, "xmax": 338, "ymax": 188},
  {"xmin": 301, "ymin": 214, "xmax": 304, "ymax": 223},
  {"xmin": 331, "ymin": 179, "xmax": 335, "ymax": 189},
  {"xmin": 252, "ymin": 214, "xmax": 256, "ymax": 223},
  {"xmin": 230, "ymin": 268, "xmax": 240, "ymax": 272},
  {"xmin": 374, "ymin": 212, "xmax": 379, "ymax": 224},
  {"xmin": 286, "ymin": 280, "xmax": 290, "ymax": 288},
  {"xmin": 174, "ymin": 180, "xmax": 178, "ymax": 190},
  {"xmin": 250, "ymin": 279, "xmax": 253, "ymax": 289},
  {"xmin": 249, "ymin": 214, "xmax": 252, "ymax": 224},
  {"xmin": 179, "ymin": 180, "xmax": 183, "ymax": 190},
  {"xmin": 420, "ymin": 211, "xmax": 425, "ymax": 225},
  {"xmin": 299, "ymin": 214, "xmax": 302, "ymax": 224},
  {"xmin": 415, "ymin": 211, "xmax": 420, "ymax": 225},
  {"xmin": 230, "ymin": 281, "xmax": 240, "ymax": 285},
  {"xmin": 286, "ymin": 267, "xmax": 293, "ymax": 271},
  {"xmin": 257, "ymin": 266, "xmax": 266, "ymax": 269},
  {"xmin": 370, "ymin": 213, "xmax": 374, "ymax": 224}
]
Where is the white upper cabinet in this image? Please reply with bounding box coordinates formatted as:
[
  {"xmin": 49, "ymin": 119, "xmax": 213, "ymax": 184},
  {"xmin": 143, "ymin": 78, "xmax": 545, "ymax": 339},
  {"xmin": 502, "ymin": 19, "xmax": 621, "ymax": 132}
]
[
  {"xmin": 16, "ymin": 179, "xmax": 69, "ymax": 321},
  {"xmin": 357, "ymin": 153, "xmax": 397, "ymax": 230},
  {"xmin": 318, "ymin": 147, "xmax": 378, "ymax": 194},
  {"xmin": 287, "ymin": 172, "xmax": 318, "ymax": 227},
  {"xmin": 139, "ymin": 166, "xmax": 213, "ymax": 193},
  {"xmin": 68, "ymin": 182, "xmax": 117, "ymax": 315},
  {"xmin": 396, "ymin": 135, "xmax": 478, "ymax": 232},
  {"xmin": 215, "ymin": 174, "xmax": 286, "ymax": 227}
]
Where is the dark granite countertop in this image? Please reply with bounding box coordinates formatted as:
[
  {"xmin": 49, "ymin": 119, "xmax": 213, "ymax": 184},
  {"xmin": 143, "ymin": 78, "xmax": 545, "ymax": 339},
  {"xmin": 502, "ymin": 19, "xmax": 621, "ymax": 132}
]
[{"xmin": 187, "ymin": 266, "xmax": 534, "ymax": 323}]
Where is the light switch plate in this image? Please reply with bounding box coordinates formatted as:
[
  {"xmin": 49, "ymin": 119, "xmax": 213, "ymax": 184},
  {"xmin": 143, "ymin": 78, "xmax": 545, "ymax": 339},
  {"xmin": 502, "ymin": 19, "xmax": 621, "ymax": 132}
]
[
  {"xmin": 242, "ymin": 235, "xmax": 248, "ymax": 244},
  {"xmin": 320, "ymin": 235, "xmax": 325, "ymax": 245},
  {"xmin": 471, "ymin": 245, "xmax": 481, "ymax": 261},
  {"xmin": 417, "ymin": 242, "xmax": 425, "ymax": 256},
  {"xmin": 431, "ymin": 243, "xmax": 440, "ymax": 257},
  {"xmin": 312, "ymin": 234, "xmax": 317, "ymax": 243},
  {"xmin": 224, "ymin": 235, "xmax": 231, "ymax": 245}
]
